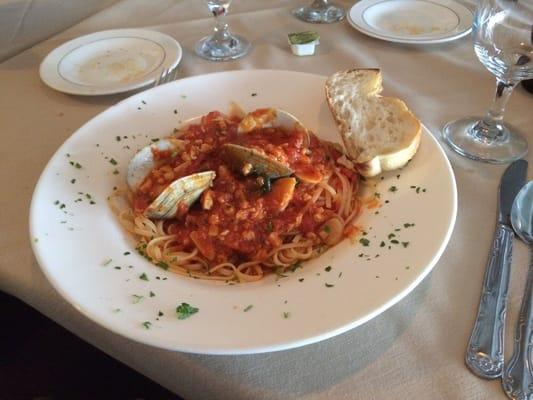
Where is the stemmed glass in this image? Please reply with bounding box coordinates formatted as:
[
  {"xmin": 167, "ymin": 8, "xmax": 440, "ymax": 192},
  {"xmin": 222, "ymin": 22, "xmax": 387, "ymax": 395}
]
[
  {"xmin": 195, "ymin": 0, "xmax": 250, "ymax": 61},
  {"xmin": 442, "ymin": 0, "xmax": 533, "ymax": 163},
  {"xmin": 292, "ymin": 0, "xmax": 345, "ymax": 24}
]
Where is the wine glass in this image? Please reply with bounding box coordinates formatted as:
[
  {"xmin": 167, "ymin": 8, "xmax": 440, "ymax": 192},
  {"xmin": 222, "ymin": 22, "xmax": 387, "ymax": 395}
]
[
  {"xmin": 195, "ymin": 0, "xmax": 250, "ymax": 61},
  {"xmin": 442, "ymin": 0, "xmax": 533, "ymax": 163},
  {"xmin": 292, "ymin": 0, "xmax": 345, "ymax": 24}
]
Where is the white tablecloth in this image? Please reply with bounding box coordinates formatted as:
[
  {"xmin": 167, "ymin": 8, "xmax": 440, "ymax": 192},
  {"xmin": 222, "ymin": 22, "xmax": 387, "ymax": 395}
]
[{"xmin": 1, "ymin": 1, "xmax": 532, "ymax": 398}]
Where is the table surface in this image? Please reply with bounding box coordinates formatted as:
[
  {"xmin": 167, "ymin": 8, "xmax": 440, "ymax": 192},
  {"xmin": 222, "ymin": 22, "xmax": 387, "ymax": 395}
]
[{"xmin": 1, "ymin": 1, "xmax": 532, "ymax": 398}]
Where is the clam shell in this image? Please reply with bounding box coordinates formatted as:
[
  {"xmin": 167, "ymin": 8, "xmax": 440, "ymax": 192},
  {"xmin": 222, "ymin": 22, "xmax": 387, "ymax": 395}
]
[
  {"xmin": 221, "ymin": 144, "xmax": 293, "ymax": 179},
  {"xmin": 127, "ymin": 138, "xmax": 185, "ymax": 191},
  {"xmin": 237, "ymin": 108, "xmax": 310, "ymax": 146},
  {"xmin": 145, "ymin": 171, "xmax": 216, "ymax": 219}
]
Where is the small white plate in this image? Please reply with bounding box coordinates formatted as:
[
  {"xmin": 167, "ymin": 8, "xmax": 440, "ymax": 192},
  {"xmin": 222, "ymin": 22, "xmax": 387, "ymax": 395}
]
[
  {"xmin": 29, "ymin": 70, "xmax": 456, "ymax": 354},
  {"xmin": 348, "ymin": 0, "xmax": 473, "ymax": 44},
  {"xmin": 40, "ymin": 29, "xmax": 182, "ymax": 95}
]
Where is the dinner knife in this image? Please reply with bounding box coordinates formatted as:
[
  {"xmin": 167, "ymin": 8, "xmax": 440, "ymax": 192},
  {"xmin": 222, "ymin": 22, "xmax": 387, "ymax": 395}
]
[{"xmin": 465, "ymin": 159, "xmax": 528, "ymax": 379}]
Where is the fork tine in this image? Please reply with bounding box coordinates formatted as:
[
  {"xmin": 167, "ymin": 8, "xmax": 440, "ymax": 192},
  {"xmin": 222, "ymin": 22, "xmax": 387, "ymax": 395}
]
[{"xmin": 154, "ymin": 68, "xmax": 169, "ymax": 87}]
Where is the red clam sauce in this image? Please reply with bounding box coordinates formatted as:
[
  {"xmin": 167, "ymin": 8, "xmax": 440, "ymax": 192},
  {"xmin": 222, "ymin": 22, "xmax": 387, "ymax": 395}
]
[{"xmin": 132, "ymin": 110, "xmax": 357, "ymax": 266}]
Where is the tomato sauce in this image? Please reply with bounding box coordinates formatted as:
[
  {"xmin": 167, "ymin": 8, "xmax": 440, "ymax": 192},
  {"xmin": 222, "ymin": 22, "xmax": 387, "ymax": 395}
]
[{"xmin": 133, "ymin": 111, "xmax": 356, "ymax": 266}]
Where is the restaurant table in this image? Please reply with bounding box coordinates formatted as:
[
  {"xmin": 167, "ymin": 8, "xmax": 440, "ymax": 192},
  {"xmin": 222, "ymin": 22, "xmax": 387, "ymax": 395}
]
[{"xmin": 1, "ymin": 0, "xmax": 532, "ymax": 398}]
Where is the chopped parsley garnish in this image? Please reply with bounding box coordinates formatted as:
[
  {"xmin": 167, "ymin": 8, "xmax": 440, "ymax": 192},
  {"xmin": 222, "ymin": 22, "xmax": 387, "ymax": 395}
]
[
  {"xmin": 142, "ymin": 321, "xmax": 152, "ymax": 329},
  {"xmin": 289, "ymin": 262, "xmax": 302, "ymax": 272},
  {"xmin": 380, "ymin": 241, "xmax": 385, "ymax": 247},
  {"xmin": 139, "ymin": 273, "xmax": 149, "ymax": 281},
  {"xmin": 123, "ymin": 251, "xmax": 131, "ymax": 256},
  {"xmin": 389, "ymin": 186, "xmax": 397, "ymax": 192},
  {"xmin": 298, "ymin": 278, "xmax": 304, "ymax": 282},
  {"xmin": 325, "ymin": 266, "xmax": 332, "ymax": 272},
  {"xmin": 390, "ymin": 239, "xmax": 399, "ymax": 244},
  {"xmin": 114, "ymin": 266, "xmax": 121, "ymax": 270},
  {"xmin": 266, "ymin": 220, "xmax": 273, "ymax": 232},
  {"xmin": 113, "ymin": 308, "xmax": 121, "ymax": 313},
  {"xmin": 112, "ymin": 169, "xmax": 119, "ymax": 175},
  {"xmin": 156, "ymin": 261, "xmax": 169, "ymax": 270},
  {"xmin": 149, "ymin": 291, "xmax": 156, "ymax": 297},
  {"xmin": 115, "ymin": 136, "xmax": 121, "ymax": 142},
  {"xmin": 176, "ymin": 303, "xmax": 199, "ymax": 320},
  {"xmin": 283, "ymin": 312, "xmax": 290, "ymax": 319},
  {"xmin": 251, "ymin": 92, "xmax": 257, "ymax": 97},
  {"xmin": 70, "ymin": 179, "xmax": 76, "ymax": 184},
  {"xmin": 132, "ymin": 294, "xmax": 144, "ymax": 304},
  {"xmin": 275, "ymin": 267, "xmax": 288, "ymax": 278},
  {"xmin": 109, "ymin": 158, "xmax": 117, "ymax": 165},
  {"xmin": 325, "ymin": 283, "xmax": 335, "ymax": 288},
  {"xmin": 388, "ymin": 233, "xmax": 396, "ymax": 239},
  {"xmin": 402, "ymin": 242, "xmax": 410, "ymax": 248},
  {"xmin": 158, "ymin": 311, "xmax": 164, "ymax": 317},
  {"xmin": 243, "ymin": 305, "xmax": 253, "ymax": 312},
  {"xmin": 323, "ymin": 225, "xmax": 331, "ymax": 234},
  {"xmin": 404, "ymin": 223, "xmax": 415, "ymax": 228},
  {"xmin": 359, "ymin": 238, "xmax": 370, "ymax": 246},
  {"xmin": 102, "ymin": 258, "xmax": 112, "ymax": 266},
  {"xmin": 405, "ymin": 266, "xmax": 410, "ymax": 270},
  {"xmin": 69, "ymin": 161, "xmax": 82, "ymax": 169}
]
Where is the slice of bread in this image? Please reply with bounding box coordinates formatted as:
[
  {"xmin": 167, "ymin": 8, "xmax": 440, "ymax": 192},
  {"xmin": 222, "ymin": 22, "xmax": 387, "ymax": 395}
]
[{"xmin": 325, "ymin": 69, "xmax": 421, "ymax": 177}]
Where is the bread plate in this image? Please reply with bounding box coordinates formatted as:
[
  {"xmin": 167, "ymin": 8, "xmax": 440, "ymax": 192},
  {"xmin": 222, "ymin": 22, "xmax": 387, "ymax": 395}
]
[
  {"xmin": 40, "ymin": 29, "xmax": 182, "ymax": 95},
  {"xmin": 347, "ymin": 0, "xmax": 473, "ymax": 44}
]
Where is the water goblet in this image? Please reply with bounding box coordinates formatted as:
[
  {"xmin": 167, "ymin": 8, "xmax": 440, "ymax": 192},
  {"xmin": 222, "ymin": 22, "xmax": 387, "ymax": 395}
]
[
  {"xmin": 195, "ymin": 0, "xmax": 250, "ymax": 61},
  {"xmin": 442, "ymin": 0, "xmax": 533, "ymax": 163},
  {"xmin": 292, "ymin": 0, "xmax": 345, "ymax": 24}
]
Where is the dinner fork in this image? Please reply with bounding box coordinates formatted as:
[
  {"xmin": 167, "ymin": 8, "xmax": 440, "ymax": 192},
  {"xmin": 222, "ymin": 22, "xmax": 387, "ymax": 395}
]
[{"xmin": 154, "ymin": 67, "xmax": 177, "ymax": 87}]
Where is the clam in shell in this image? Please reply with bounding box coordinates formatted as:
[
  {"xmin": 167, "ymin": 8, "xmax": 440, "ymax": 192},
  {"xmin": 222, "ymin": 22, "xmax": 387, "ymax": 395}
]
[
  {"xmin": 127, "ymin": 138, "xmax": 186, "ymax": 192},
  {"xmin": 145, "ymin": 171, "xmax": 216, "ymax": 219},
  {"xmin": 221, "ymin": 143, "xmax": 293, "ymax": 179},
  {"xmin": 237, "ymin": 108, "xmax": 310, "ymax": 147}
]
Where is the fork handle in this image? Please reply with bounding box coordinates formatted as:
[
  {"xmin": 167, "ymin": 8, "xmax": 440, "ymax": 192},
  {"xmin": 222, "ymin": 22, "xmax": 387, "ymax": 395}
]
[
  {"xmin": 502, "ymin": 250, "xmax": 533, "ymax": 400},
  {"xmin": 466, "ymin": 223, "xmax": 514, "ymax": 379}
]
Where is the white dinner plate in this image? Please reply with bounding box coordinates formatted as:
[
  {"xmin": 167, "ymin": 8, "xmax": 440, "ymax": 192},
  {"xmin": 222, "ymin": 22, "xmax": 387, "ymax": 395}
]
[
  {"xmin": 29, "ymin": 70, "xmax": 457, "ymax": 354},
  {"xmin": 348, "ymin": 0, "xmax": 473, "ymax": 44},
  {"xmin": 39, "ymin": 29, "xmax": 182, "ymax": 95}
]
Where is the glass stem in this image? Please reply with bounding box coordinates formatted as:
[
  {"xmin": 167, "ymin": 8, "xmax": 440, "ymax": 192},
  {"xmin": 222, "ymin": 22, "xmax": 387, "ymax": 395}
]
[
  {"xmin": 473, "ymin": 79, "xmax": 516, "ymax": 141},
  {"xmin": 211, "ymin": 5, "xmax": 231, "ymax": 43}
]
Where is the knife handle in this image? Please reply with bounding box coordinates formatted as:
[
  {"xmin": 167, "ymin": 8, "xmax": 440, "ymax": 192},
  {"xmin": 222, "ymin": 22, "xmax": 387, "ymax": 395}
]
[
  {"xmin": 502, "ymin": 251, "xmax": 533, "ymax": 400},
  {"xmin": 466, "ymin": 223, "xmax": 514, "ymax": 379}
]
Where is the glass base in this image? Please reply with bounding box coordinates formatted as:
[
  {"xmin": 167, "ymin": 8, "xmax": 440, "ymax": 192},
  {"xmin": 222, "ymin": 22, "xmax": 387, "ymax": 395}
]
[
  {"xmin": 195, "ymin": 34, "xmax": 250, "ymax": 61},
  {"xmin": 442, "ymin": 117, "xmax": 528, "ymax": 164},
  {"xmin": 292, "ymin": 3, "xmax": 345, "ymax": 23}
]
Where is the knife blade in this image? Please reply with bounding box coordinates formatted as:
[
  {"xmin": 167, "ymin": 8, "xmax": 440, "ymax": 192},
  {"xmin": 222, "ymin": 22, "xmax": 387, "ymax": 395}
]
[
  {"xmin": 465, "ymin": 159, "xmax": 528, "ymax": 379},
  {"xmin": 498, "ymin": 159, "xmax": 528, "ymax": 225}
]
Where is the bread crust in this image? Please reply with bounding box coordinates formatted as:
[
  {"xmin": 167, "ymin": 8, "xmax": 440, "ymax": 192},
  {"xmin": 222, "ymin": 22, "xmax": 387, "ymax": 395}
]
[{"xmin": 325, "ymin": 68, "xmax": 421, "ymax": 177}]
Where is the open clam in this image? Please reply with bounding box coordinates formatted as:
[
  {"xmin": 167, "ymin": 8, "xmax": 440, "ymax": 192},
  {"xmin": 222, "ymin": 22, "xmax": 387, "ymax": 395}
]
[
  {"xmin": 145, "ymin": 171, "xmax": 216, "ymax": 219},
  {"xmin": 127, "ymin": 138, "xmax": 186, "ymax": 192},
  {"xmin": 237, "ymin": 108, "xmax": 310, "ymax": 147},
  {"xmin": 221, "ymin": 143, "xmax": 294, "ymax": 179}
]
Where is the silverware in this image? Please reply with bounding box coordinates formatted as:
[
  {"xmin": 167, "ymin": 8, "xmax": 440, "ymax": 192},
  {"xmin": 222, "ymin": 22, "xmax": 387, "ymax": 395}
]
[
  {"xmin": 503, "ymin": 181, "xmax": 533, "ymax": 400},
  {"xmin": 154, "ymin": 67, "xmax": 177, "ymax": 86},
  {"xmin": 466, "ymin": 159, "xmax": 528, "ymax": 379}
]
